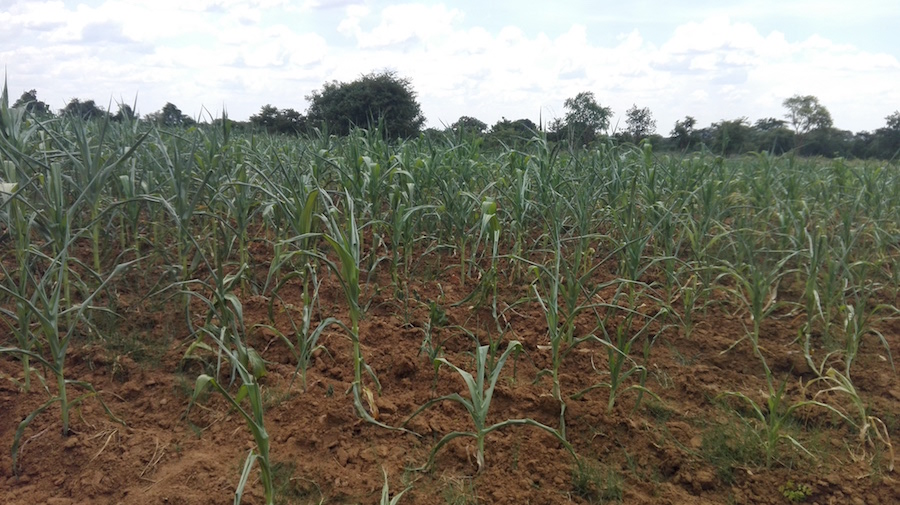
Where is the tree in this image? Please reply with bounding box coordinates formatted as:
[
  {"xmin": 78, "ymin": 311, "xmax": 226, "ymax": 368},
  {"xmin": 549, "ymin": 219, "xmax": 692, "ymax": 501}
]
[
  {"xmin": 559, "ymin": 91, "xmax": 612, "ymax": 145},
  {"xmin": 624, "ymin": 104, "xmax": 656, "ymax": 142},
  {"xmin": 61, "ymin": 98, "xmax": 105, "ymax": 120},
  {"xmin": 250, "ymin": 104, "xmax": 279, "ymax": 130},
  {"xmin": 13, "ymin": 89, "xmax": 51, "ymax": 117},
  {"xmin": 670, "ymin": 116, "xmax": 698, "ymax": 150},
  {"xmin": 488, "ymin": 117, "xmax": 539, "ymax": 146},
  {"xmin": 752, "ymin": 118, "xmax": 794, "ymax": 154},
  {"xmin": 782, "ymin": 95, "xmax": 833, "ymax": 136},
  {"xmin": 146, "ymin": 102, "xmax": 195, "ymax": 127},
  {"xmin": 885, "ymin": 111, "xmax": 900, "ymax": 131},
  {"xmin": 753, "ymin": 117, "xmax": 787, "ymax": 131},
  {"xmin": 306, "ymin": 70, "xmax": 425, "ymax": 138},
  {"xmin": 450, "ymin": 116, "xmax": 487, "ymax": 135},
  {"xmin": 862, "ymin": 111, "xmax": 900, "ymax": 159},
  {"xmin": 277, "ymin": 108, "xmax": 305, "ymax": 134},
  {"xmin": 112, "ymin": 103, "xmax": 138, "ymax": 122},
  {"xmin": 709, "ymin": 118, "xmax": 752, "ymax": 155},
  {"xmin": 250, "ymin": 104, "xmax": 306, "ymax": 134}
]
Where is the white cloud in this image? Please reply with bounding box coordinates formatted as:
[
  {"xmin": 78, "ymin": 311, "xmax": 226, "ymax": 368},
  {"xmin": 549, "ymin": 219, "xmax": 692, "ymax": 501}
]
[
  {"xmin": 1, "ymin": 1, "xmax": 897, "ymax": 132},
  {"xmin": 339, "ymin": 3, "xmax": 464, "ymax": 48}
]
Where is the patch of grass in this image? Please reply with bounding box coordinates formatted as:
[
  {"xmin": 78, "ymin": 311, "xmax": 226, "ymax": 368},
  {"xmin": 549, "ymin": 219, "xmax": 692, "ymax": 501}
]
[
  {"xmin": 442, "ymin": 476, "xmax": 479, "ymax": 505},
  {"xmin": 571, "ymin": 460, "xmax": 623, "ymax": 503},
  {"xmin": 644, "ymin": 399, "xmax": 673, "ymax": 423},
  {"xmin": 263, "ymin": 387, "xmax": 294, "ymax": 409},
  {"xmin": 699, "ymin": 420, "xmax": 764, "ymax": 483},
  {"xmin": 271, "ymin": 461, "xmax": 325, "ymax": 505},
  {"xmin": 665, "ymin": 341, "xmax": 699, "ymax": 366},
  {"xmin": 104, "ymin": 331, "xmax": 164, "ymax": 367}
]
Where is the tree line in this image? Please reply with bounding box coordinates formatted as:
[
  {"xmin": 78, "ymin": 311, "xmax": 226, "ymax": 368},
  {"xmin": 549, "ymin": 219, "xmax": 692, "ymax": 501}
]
[{"xmin": 11, "ymin": 72, "xmax": 900, "ymax": 159}]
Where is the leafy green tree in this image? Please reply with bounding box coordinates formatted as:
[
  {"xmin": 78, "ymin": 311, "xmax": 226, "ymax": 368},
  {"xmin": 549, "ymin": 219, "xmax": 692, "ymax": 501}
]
[
  {"xmin": 488, "ymin": 117, "xmax": 539, "ymax": 147},
  {"xmin": 885, "ymin": 111, "xmax": 900, "ymax": 131},
  {"xmin": 250, "ymin": 104, "xmax": 279, "ymax": 129},
  {"xmin": 670, "ymin": 116, "xmax": 698, "ymax": 150},
  {"xmin": 752, "ymin": 118, "xmax": 794, "ymax": 154},
  {"xmin": 61, "ymin": 98, "xmax": 105, "ymax": 120},
  {"xmin": 558, "ymin": 91, "xmax": 612, "ymax": 145},
  {"xmin": 754, "ymin": 117, "xmax": 786, "ymax": 131},
  {"xmin": 112, "ymin": 103, "xmax": 138, "ymax": 122},
  {"xmin": 624, "ymin": 104, "xmax": 656, "ymax": 142},
  {"xmin": 860, "ymin": 111, "xmax": 900, "ymax": 159},
  {"xmin": 306, "ymin": 70, "xmax": 425, "ymax": 138},
  {"xmin": 783, "ymin": 95, "xmax": 833, "ymax": 136},
  {"xmin": 802, "ymin": 127, "xmax": 853, "ymax": 157},
  {"xmin": 276, "ymin": 108, "xmax": 305, "ymax": 134},
  {"xmin": 450, "ymin": 116, "xmax": 487, "ymax": 135},
  {"xmin": 13, "ymin": 89, "xmax": 51, "ymax": 117},
  {"xmin": 250, "ymin": 104, "xmax": 306, "ymax": 134},
  {"xmin": 708, "ymin": 118, "xmax": 752, "ymax": 155},
  {"xmin": 146, "ymin": 102, "xmax": 195, "ymax": 127}
]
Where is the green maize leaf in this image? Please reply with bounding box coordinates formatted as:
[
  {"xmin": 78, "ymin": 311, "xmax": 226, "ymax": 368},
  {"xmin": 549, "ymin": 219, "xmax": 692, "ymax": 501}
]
[{"xmin": 12, "ymin": 397, "xmax": 61, "ymax": 475}]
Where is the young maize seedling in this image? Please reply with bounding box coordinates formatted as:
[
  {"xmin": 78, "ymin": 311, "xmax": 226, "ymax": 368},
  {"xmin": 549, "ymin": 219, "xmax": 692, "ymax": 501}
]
[
  {"xmin": 176, "ymin": 217, "xmax": 263, "ymax": 384},
  {"xmin": 1, "ymin": 248, "xmax": 134, "ymax": 474},
  {"xmin": 837, "ymin": 294, "xmax": 896, "ymax": 380},
  {"xmin": 814, "ymin": 367, "xmax": 895, "ymax": 472},
  {"xmin": 315, "ymin": 189, "xmax": 401, "ymax": 430},
  {"xmin": 0, "ymin": 176, "xmax": 38, "ymax": 391},
  {"xmin": 717, "ymin": 241, "xmax": 848, "ymax": 467},
  {"xmin": 416, "ymin": 300, "xmax": 453, "ymax": 393},
  {"xmin": 453, "ymin": 196, "xmax": 503, "ymax": 331},
  {"xmin": 572, "ymin": 284, "xmax": 668, "ymax": 413},
  {"xmin": 379, "ymin": 468, "xmax": 412, "ymax": 505},
  {"xmin": 265, "ymin": 262, "xmax": 339, "ymax": 391},
  {"xmin": 717, "ymin": 376, "xmax": 847, "ymax": 469},
  {"xmin": 189, "ymin": 344, "xmax": 274, "ymax": 505},
  {"xmin": 45, "ymin": 111, "xmax": 148, "ymax": 271},
  {"xmin": 403, "ymin": 341, "xmax": 576, "ymax": 473}
]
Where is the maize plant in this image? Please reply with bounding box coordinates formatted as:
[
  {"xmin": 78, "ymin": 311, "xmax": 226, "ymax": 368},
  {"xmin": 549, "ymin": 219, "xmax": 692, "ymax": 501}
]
[{"xmin": 404, "ymin": 341, "xmax": 576, "ymax": 472}]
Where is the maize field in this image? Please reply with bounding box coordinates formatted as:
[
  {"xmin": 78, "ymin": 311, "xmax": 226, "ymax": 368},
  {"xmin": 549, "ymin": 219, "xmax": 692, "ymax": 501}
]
[{"xmin": 1, "ymin": 86, "xmax": 899, "ymax": 504}]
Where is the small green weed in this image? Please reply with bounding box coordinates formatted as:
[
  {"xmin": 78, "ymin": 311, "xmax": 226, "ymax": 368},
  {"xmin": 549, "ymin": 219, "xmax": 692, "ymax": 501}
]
[
  {"xmin": 442, "ymin": 477, "xmax": 479, "ymax": 505},
  {"xmin": 571, "ymin": 460, "xmax": 623, "ymax": 503},
  {"xmin": 699, "ymin": 421, "xmax": 764, "ymax": 483},
  {"xmin": 271, "ymin": 461, "xmax": 324, "ymax": 505},
  {"xmin": 778, "ymin": 480, "xmax": 812, "ymax": 502}
]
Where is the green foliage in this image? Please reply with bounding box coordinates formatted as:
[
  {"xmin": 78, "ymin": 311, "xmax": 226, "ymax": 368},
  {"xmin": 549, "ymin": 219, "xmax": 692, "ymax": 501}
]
[
  {"xmin": 450, "ymin": 115, "xmax": 487, "ymax": 135},
  {"xmin": 624, "ymin": 104, "xmax": 656, "ymax": 142},
  {"xmin": 1, "ymin": 82, "xmax": 899, "ymax": 502},
  {"xmin": 113, "ymin": 103, "xmax": 138, "ymax": 122},
  {"xmin": 779, "ymin": 481, "xmax": 813, "ymax": 502},
  {"xmin": 488, "ymin": 117, "xmax": 539, "ymax": 147},
  {"xmin": 670, "ymin": 115, "xmax": 698, "ymax": 149},
  {"xmin": 571, "ymin": 460, "xmax": 623, "ymax": 503},
  {"xmin": 556, "ymin": 91, "xmax": 612, "ymax": 145},
  {"xmin": 783, "ymin": 94, "xmax": 833, "ymax": 136},
  {"xmin": 12, "ymin": 89, "xmax": 51, "ymax": 117},
  {"xmin": 705, "ymin": 117, "xmax": 752, "ymax": 155},
  {"xmin": 404, "ymin": 341, "xmax": 576, "ymax": 472},
  {"xmin": 60, "ymin": 97, "xmax": 105, "ymax": 120},
  {"xmin": 306, "ymin": 70, "xmax": 425, "ymax": 138},
  {"xmin": 752, "ymin": 118, "xmax": 794, "ymax": 154},
  {"xmin": 700, "ymin": 420, "xmax": 765, "ymax": 483},
  {"xmin": 146, "ymin": 102, "xmax": 196, "ymax": 127},
  {"xmin": 250, "ymin": 104, "xmax": 306, "ymax": 135}
]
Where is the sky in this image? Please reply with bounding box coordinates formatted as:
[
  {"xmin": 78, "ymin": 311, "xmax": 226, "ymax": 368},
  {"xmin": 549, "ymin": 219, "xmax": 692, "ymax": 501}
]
[{"xmin": 2, "ymin": 0, "xmax": 899, "ymax": 134}]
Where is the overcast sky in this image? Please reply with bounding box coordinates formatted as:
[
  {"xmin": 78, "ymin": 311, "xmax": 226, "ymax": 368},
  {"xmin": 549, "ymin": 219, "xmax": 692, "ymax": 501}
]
[{"xmin": 2, "ymin": 0, "xmax": 899, "ymax": 133}]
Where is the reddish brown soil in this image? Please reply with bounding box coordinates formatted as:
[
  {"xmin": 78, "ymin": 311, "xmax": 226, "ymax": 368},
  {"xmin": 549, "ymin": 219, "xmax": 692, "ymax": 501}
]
[{"xmin": 2, "ymin": 244, "xmax": 898, "ymax": 505}]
